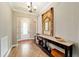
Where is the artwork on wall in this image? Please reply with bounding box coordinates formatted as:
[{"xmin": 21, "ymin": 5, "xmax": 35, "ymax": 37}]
[{"xmin": 42, "ymin": 8, "xmax": 54, "ymax": 36}]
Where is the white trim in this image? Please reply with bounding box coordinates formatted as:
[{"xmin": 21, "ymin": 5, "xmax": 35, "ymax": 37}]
[
  {"xmin": 5, "ymin": 44, "xmax": 18, "ymax": 57},
  {"xmin": 5, "ymin": 46, "xmax": 12, "ymax": 57},
  {"xmin": 17, "ymin": 38, "xmax": 34, "ymax": 41}
]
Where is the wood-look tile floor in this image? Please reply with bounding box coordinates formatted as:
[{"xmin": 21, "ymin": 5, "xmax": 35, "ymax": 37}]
[{"xmin": 8, "ymin": 40, "xmax": 48, "ymax": 57}]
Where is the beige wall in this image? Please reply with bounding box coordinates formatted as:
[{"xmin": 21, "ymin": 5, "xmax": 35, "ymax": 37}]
[
  {"xmin": 12, "ymin": 11, "xmax": 37, "ymax": 44},
  {"xmin": 0, "ymin": 3, "xmax": 12, "ymax": 56},
  {"xmin": 37, "ymin": 2, "xmax": 79, "ymax": 56}
]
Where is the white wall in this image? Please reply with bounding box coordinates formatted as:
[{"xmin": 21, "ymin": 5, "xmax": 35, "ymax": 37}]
[
  {"xmin": 0, "ymin": 3, "xmax": 12, "ymax": 56},
  {"xmin": 37, "ymin": 2, "xmax": 79, "ymax": 56}
]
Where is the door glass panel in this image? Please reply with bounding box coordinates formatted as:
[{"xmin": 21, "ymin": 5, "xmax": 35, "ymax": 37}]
[{"xmin": 22, "ymin": 22, "xmax": 28, "ymax": 35}]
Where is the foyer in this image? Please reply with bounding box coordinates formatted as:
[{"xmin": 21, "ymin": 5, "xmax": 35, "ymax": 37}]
[{"xmin": 0, "ymin": 2, "xmax": 79, "ymax": 57}]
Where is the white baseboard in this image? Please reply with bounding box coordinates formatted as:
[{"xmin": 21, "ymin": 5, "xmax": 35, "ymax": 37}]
[
  {"xmin": 5, "ymin": 44, "xmax": 18, "ymax": 57},
  {"xmin": 5, "ymin": 46, "xmax": 12, "ymax": 57},
  {"xmin": 17, "ymin": 38, "xmax": 34, "ymax": 41}
]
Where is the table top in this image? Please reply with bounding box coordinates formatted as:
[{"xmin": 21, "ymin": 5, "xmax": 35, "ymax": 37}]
[{"xmin": 38, "ymin": 35, "xmax": 74, "ymax": 47}]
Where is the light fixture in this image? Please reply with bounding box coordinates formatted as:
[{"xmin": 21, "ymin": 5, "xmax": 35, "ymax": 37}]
[{"xmin": 26, "ymin": 2, "xmax": 37, "ymax": 13}]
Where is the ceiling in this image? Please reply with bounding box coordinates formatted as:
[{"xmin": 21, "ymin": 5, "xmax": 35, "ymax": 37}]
[{"xmin": 9, "ymin": 2, "xmax": 52, "ymax": 15}]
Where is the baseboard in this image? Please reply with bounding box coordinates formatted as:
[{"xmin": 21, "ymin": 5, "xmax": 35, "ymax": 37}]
[
  {"xmin": 28, "ymin": 38, "xmax": 34, "ymax": 39},
  {"xmin": 5, "ymin": 46, "xmax": 12, "ymax": 57},
  {"xmin": 12, "ymin": 44, "xmax": 19, "ymax": 47},
  {"xmin": 17, "ymin": 38, "xmax": 34, "ymax": 41},
  {"xmin": 5, "ymin": 44, "xmax": 18, "ymax": 57}
]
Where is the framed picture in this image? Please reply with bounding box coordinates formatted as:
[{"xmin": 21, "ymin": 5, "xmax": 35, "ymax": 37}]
[{"xmin": 42, "ymin": 8, "xmax": 54, "ymax": 36}]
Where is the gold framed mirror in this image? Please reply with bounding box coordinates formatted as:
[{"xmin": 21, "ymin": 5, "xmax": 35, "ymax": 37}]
[{"xmin": 42, "ymin": 8, "xmax": 54, "ymax": 36}]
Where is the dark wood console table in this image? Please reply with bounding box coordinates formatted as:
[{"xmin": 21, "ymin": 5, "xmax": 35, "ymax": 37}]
[{"xmin": 34, "ymin": 34, "xmax": 74, "ymax": 57}]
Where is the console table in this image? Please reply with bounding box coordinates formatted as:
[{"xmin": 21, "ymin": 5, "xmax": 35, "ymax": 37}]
[{"xmin": 34, "ymin": 34, "xmax": 74, "ymax": 57}]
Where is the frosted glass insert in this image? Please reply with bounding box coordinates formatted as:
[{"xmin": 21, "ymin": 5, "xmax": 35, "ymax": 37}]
[{"xmin": 22, "ymin": 22, "xmax": 28, "ymax": 35}]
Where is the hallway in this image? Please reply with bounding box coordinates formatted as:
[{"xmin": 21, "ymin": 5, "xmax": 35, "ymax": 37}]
[
  {"xmin": 8, "ymin": 40, "xmax": 48, "ymax": 57},
  {"xmin": 0, "ymin": 2, "xmax": 79, "ymax": 57}
]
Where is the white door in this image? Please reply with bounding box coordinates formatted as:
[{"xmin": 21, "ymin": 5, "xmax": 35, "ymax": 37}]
[
  {"xmin": 17, "ymin": 17, "xmax": 36, "ymax": 41},
  {"xmin": 20, "ymin": 18, "xmax": 31, "ymax": 40}
]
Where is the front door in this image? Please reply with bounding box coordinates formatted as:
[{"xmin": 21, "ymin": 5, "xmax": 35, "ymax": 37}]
[{"xmin": 21, "ymin": 18, "xmax": 31, "ymax": 40}]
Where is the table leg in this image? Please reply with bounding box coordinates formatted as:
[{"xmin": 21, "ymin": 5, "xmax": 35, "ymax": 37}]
[
  {"xmin": 65, "ymin": 48, "xmax": 68, "ymax": 57},
  {"xmin": 45, "ymin": 40, "xmax": 48, "ymax": 49},
  {"xmin": 69, "ymin": 45, "xmax": 73, "ymax": 57}
]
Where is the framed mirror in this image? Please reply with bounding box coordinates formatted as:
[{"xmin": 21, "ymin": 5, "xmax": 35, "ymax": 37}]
[{"xmin": 42, "ymin": 8, "xmax": 54, "ymax": 36}]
